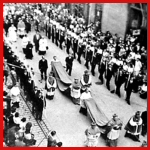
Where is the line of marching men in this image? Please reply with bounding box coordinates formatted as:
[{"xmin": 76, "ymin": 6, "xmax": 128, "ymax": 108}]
[{"xmin": 43, "ymin": 16, "xmax": 147, "ymax": 105}]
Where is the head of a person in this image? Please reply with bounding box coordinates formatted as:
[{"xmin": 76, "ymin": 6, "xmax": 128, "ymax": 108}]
[
  {"xmin": 11, "ymin": 106, "xmax": 16, "ymax": 113},
  {"xmin": 21, "ymin": 117, "xmax": 26, "ymax": 123},
  {"xmin": 84, "ymin": 70, "xmax": 89, "ymax": 76},
  {"xmin": 112, "ymin": 114, "xmax": 118, "ymax": 121},
  {"xmin": 39, "ymin": 91, "xmax": 42, "ymax": 97},
  {"xmin": 57, "ymin": 142, "xmax": 63, "ymax": 147},
  {"xmin": 135, "ymin": 111, "xmax": 141, "ymax": 121},
  {"xmin": 91, "ymin": 122, "xmax": 96, "ymax": 129},
  {"xmin": 34, "ymin": 86, "xmax": 38, "ymax": 91},
  {"xmin": 74, "ymin": 78, "xmax": 78, "ymax": 84},
  {"xmin": 53, "ymin": 56, "xmax": 57, "ymax": 60},
  {"xmin": 51, "ymin": 131, "xmax": 56, "ymax": 136},
  {"xmin": 15, "ymin": 112, "xmax": 19, "ymax": 118}
]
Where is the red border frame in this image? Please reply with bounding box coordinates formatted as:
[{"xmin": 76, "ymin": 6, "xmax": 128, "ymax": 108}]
[{"xmin": 1, "ymin": 0, "xmax": 149, "ymax": 150}]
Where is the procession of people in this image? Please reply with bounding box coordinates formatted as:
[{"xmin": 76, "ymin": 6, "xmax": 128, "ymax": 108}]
[{"xmin": 3, "ymin": 3, "xmax": 147, "ymax": 147}]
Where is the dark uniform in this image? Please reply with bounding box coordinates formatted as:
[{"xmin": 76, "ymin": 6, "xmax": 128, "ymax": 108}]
[
  {"xmin": 39, "ymin": 57, "xmax": 48, "ymax": 81},
  {"xmin": 55, "ymin": 28, "xmax": 59, "ymax": 46},
  {"xmin": 66, "ymin": 36, "xmax": 71, "ymax": 54},
  {"xmin": 91, "ymin": 55, "xmax": 97, "ymax": 76},
  {"xmin": 33, "ymin": 32, "xmax": 42, "ymax": 52},
  {"xmin": 124, "ymin": 76, "xmax": 134, "ymax": 105},
  {"xmin": 65, "ymin": 55, "xmax": 74, "ymax": 76},
  {"xmin": 52, "ymin": 25, "xmax": 56, "ymax": 43},
  {"xmin": 59, "ymin": 30, "xmax": 64, "ymax": 49},
  {"xmin": 141, "ymin": 111, "xmax": 147, "ymax": 136},
  {"xmin": 98, "ymin": 59, "xmax": 106, "ymax": 84},
  {"xmin": 72, "ymin": 37, "xmax": 78, "ymax": 58},
  {"xmin": 106, "ymin": 64, "xmax": 113, "ymax": 90},
  {"xmin": 77, "ymin": 43, "xmax": 84, "ymax": 64},
  {"xmin": 85, "ymin": 47, "xmax": 93, "ymax": 70},
  {"xmin": 36, "ymin": 93, "xmax": 46, "ymax": 121},
  {"xmin": 114, "ymin": 69, "xmax": 126, "ymax": 97}
]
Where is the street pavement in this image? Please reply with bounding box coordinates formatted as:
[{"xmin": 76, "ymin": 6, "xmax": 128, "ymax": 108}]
[
  {"xmin": 16, "ymin": 94, "xmax": 47, "ymax": 147},
  {"xmin": 9, "ymin": 30, "xmax": 147, "ymax": 147}
]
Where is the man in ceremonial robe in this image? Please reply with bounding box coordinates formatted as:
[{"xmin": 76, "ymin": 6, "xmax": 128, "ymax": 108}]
[
  {"xmin": 124, "ymin": 111, "xmax": 142, "ymax": 142},
  {"xmin": 45, "ymin": 72, "xmax": 57, "ymax": 100}
]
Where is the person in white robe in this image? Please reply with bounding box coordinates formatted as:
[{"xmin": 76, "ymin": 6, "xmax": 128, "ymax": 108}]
[
  {"xmin": 39, "ymin": 36, "xmax": 48, "ymax": 55},
  {"xmin": 8, "ymin": 24, "xmax": 17, "ymax": 42},
  {"xmin": 45, "ymin": 72, "xmax": 57, "ymax": 100}
]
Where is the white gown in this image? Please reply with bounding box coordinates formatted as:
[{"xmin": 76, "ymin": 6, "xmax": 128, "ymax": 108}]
[{"xmin": 8, "ymin": 26, "xmax": 17, "ymax": 42}]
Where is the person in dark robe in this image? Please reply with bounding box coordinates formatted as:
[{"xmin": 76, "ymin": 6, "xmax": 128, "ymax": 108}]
[
  {"xmin": 141, "ymin": 110, "xmax": 147, "ymax": 136},
  {"xmin": 25, "ymin": 41, "xmax": 33, "ymax": 59},
  {"xmin": 124, "ymin": 111, "xmax": 143, "ymax": 142},
  {"xmin": 33, "ymin": 31, "xmax": 41, "ymax": 52}
]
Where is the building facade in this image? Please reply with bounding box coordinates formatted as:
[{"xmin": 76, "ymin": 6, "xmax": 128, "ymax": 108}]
[{"xmin": 64, "ymin": 3, "xmax": 147, "ymax": 46}]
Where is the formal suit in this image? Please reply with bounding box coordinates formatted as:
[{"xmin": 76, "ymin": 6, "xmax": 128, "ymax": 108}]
[
  {"xmin": 65, "ymin": 56, "xmax": 74, "ymax": 76},
  {"xmin": 106, "ymin": 67, "xmax": 113, "ymax": 90},
  {"xmin": 33, "ymin": 34, "xmax": 41, "ymax": 52},
  {"xmin": 59, "ymin": 31, "xmax": 64, "ymax": 50},
  {"xmin": 39, "ymin": 58, "xmax": 48, "ymax": 80},
  {"xmin": 72, "ymin": 39, "xmax": 78, "ymax": 58},
  {"xmin": 98, "ymin": 61, "xmax": 106, "ymax": 84},
  {"xmin": 66, "ymin": 37, "xmax": 71, "ymax": 54},
  {"xmin": 124, "ymin": 77, "xmax": 134, "ymax": 104}
]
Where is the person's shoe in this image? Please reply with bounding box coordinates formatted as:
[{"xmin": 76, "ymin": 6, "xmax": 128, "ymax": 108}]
[
  {"xmin": 126, "ymin": 100, "xmax": 130, "ymax": 105},
  {"xmin": 110, "ymin": 90, "xmax": 115, "ymax": 93}
]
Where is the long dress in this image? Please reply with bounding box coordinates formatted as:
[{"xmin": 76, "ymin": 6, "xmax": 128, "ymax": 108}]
[
  {"xmin": 8, "ymin": 26, "xmax": 17, "ymax": 42},
  {"xmin": 45, "ymin": 76, "xmax": 57, "ymax": 100}
]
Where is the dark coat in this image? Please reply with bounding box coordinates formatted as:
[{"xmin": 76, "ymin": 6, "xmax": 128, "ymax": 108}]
[{"xmin": 39, "ymin": 59, "xmax": 48, "ymax": 71}]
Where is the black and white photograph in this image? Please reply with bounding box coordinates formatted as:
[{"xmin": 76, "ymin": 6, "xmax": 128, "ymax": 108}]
[{"xmin": 3, "ymin": 3, "xmax": 147, "ymax": 147}]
